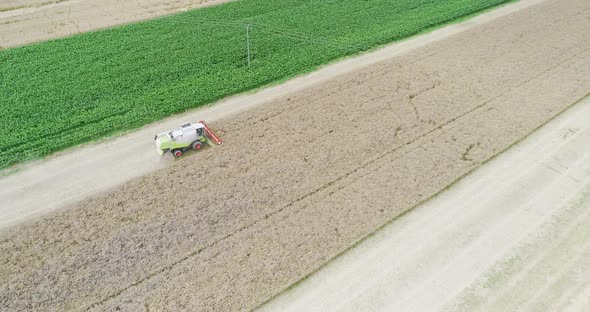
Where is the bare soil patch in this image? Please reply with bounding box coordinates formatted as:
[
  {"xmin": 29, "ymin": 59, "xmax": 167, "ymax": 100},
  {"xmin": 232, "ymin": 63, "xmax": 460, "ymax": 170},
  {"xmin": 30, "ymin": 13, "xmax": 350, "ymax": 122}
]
[
  {"xmin": 0, "ymin": 0, "xmax": 589, "ymax": 311},
  {"xmin": 0, "ymin": 0, "xmax": 233, "ymax": 48}
]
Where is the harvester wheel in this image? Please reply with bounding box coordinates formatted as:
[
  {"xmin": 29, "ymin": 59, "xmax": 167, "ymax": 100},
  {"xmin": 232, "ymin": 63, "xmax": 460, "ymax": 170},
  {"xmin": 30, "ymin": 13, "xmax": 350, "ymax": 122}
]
[
  {"xmin": 192, "ymin": 141, "xmax": 203, "ymax": 150},
  {"xmin": 173, "ymin": 150, "xmax": 183, "ymax": 158}
]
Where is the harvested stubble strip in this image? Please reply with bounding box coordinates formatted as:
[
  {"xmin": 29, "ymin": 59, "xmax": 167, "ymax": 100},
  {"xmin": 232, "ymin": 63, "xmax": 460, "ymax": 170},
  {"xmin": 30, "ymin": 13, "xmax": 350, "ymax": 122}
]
[{"xmin": 1, "ymin": 0, "xmax": 590, "ymax": 311}]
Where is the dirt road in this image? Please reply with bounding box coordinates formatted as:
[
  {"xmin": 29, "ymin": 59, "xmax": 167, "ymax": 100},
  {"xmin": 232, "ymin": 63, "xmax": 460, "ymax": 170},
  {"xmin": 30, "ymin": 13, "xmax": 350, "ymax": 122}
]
[
  {"xmin": 1, "ymin": 0, "xmax": 589, "ymax": 310},
  {"xmin": 258, "ymin": 96, "xmax": 590, "ymax": 312},
  {"xmin": 0, "ymin": 0, "xmax": 545, "ymax": 232},
  {"xmin": 0, "ymin": 0, "xmax": 233, "ymax": 48}
]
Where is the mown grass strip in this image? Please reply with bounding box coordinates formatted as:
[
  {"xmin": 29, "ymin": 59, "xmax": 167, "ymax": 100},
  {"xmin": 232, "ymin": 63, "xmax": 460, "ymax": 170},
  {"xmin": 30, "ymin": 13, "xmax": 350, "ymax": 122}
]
[{"xmin": 0, "ymin": 0, "xmax": 512, "ymax": 169}]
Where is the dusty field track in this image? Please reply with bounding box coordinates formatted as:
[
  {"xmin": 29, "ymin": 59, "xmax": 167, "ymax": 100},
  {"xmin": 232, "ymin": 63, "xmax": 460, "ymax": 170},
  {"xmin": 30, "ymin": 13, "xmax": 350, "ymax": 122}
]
[
  {"xmin": 0, "ymin": 0, "xmax": 232, "ymax": 48},
  {"xmin": 1, "ymin": 0, "xmax": 589, "ymax": 310}
]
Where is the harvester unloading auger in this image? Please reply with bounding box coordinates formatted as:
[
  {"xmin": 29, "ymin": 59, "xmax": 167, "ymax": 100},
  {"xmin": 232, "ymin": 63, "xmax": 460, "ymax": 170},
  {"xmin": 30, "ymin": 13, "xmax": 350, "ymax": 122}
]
[{"xmin": 154, "ymin": 120, "xmax": 223, "ymax": 158}]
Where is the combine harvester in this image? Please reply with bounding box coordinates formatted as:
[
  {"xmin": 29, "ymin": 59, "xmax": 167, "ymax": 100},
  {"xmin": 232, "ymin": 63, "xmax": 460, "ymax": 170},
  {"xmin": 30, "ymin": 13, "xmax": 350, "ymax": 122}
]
[{"xmin": 155, "ymin": 120, "xmax": 223, "ymax": 158}]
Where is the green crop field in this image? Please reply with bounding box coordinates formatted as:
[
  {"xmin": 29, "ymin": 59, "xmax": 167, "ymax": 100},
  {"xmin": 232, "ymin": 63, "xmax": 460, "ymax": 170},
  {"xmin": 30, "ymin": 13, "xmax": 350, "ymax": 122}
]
[{"xmin": 0, "ymin": 0, "xmax": 512, "ymax": 169}]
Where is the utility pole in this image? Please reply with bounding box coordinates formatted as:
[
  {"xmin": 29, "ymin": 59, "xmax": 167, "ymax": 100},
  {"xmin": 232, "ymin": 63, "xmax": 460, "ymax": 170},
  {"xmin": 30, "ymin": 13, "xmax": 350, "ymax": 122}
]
[{"xmin": 246, "ymin": 24, "xmax": 251, "ymax": 67}]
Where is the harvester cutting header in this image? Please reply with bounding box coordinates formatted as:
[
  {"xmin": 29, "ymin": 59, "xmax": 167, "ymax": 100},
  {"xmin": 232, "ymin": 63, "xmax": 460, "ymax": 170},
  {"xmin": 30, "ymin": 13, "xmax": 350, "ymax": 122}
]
[{"xmin": 155, "ymin": 120, "xmax": 222, "ymax": 158}]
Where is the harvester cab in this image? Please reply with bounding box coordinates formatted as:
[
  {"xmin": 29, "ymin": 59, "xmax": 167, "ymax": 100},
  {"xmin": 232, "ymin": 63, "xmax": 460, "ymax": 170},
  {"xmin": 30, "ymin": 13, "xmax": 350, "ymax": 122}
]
[{"xmin": 155, "ymin": 120, "xmax": 222, "ymax": 158}]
